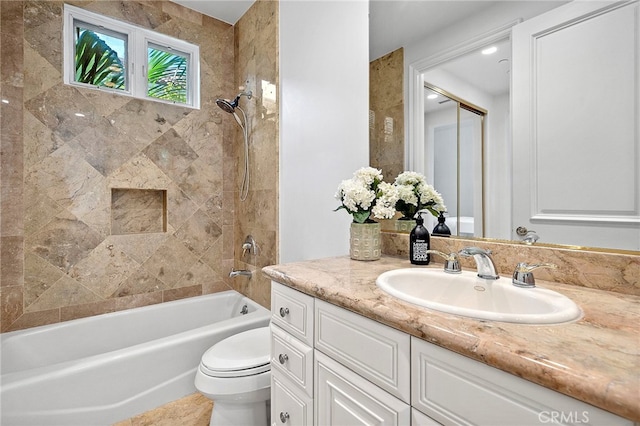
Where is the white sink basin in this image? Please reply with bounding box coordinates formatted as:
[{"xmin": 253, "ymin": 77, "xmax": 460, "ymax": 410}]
[{"xmin": 376, "ymin": 268, "xmax": 581, "ymax": 324}]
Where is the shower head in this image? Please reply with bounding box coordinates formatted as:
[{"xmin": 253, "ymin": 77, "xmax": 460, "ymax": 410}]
[
  {"xmin": 215, "ymin": 90, "xmax": 253, "ymax": 202},
  {"xmin": 215, "ymin": 91, "xmax": 252, "ymax": 114},
  {"xmin": 216, "ymin": 97, "xmax": 238, "ymax": 113}
]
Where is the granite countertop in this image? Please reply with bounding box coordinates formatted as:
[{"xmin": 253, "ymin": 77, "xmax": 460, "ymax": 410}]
[{"xmin": 262, "ymin": 255, "xmax": 640, "ymax": 422}]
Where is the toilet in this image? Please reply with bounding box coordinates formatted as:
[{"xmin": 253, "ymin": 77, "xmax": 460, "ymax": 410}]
[{"xmin": 195, "ymin": 327, "xmax": 271, "ymax": 426}]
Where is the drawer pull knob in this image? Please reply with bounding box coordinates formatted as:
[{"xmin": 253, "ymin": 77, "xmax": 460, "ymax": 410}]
[
  {"xmin": 280, "ymin": 412, "xmax": 290, "ymax": 423},
  {"xmin": 278, "ymin": 353, "xmax": 288, "ymax": 364},
  {"xmin": 279, "ymin": 307, "xmax": 290, "ymax": 317}
]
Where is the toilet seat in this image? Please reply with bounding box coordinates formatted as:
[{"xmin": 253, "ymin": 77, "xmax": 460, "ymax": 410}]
[{"xmin": 200, "ymin": 327, "xmax": 270, "ymax": 378}]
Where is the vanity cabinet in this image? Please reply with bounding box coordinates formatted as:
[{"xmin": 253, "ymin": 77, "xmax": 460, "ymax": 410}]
[
  {"xmin": 270, "ymin": 282, "xmax": 315, "ymax": 426},
  {"xmin": 270, "ymin": 281, "xmax": 633, "ymax": 426},
  {"xmin": 270, "ymin": 282, "xmax": 410, "ymax": 426}
]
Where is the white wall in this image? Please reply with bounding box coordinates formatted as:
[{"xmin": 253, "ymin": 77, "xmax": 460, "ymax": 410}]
[
  {"xmin": 279, "ymin": 1, "xmax": 370, "ymax": 263},
  {"xmin": 404, "ymin": 1, "xmax": 567, "ymax": 66}
]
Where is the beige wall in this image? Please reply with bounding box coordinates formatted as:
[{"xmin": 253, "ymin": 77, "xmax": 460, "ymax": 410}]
[
  {"xmin": 369, "ymin": 47, "xmax": 404, "ymax": 182},
  {"xmin": 0, "ymin": 0, "xmax": 278, "ymax": 332}
]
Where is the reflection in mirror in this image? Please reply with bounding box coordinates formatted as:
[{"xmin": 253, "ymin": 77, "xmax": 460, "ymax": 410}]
[
  {"xmin": 400, "ymin": 1, "xmax": 639, "ymax": 252},
  {"xmin": 372, "ymin": 1, "xmax": 638, "ymax": 252},
  {"xmin": 423, "ymin": 85, "xmax": 485, "ymax": 238}
]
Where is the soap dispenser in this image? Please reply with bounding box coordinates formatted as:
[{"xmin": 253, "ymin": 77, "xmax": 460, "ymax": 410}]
[
  {"xmin": 410, "ymin": 213, "xmax": 430, "ymax": 265},
  {"xmin": 432, "ymin": 212, "xmax": 451, "ymax": 237}
]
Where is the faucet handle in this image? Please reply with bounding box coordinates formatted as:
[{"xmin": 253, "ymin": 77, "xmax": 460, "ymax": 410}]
[
  {"xmin": 425, "ymin": 250, "xmax": 461, "ymax": 274},
  {"xmin": 512, "ymin": 262, "xmax": 557, "ymax": 288},
  {"xmin": 241, "ymin": 235, "xmax": 258, "ymax": 257}
]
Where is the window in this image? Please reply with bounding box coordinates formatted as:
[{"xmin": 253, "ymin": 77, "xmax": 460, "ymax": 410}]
[
  {"xmin": 63, "ymin": 5, "xmax": 200, "ymax": 108},
  {"xmin": 74, "ymin": 23, "xmax": 127, "ymax": 91},
  {"xmin": 147, "ymin": 44, "xmax": 189, "ymax": 104}
]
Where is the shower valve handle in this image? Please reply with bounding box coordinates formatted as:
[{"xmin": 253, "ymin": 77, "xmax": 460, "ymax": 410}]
[{"xmin": 279, "ymin": 307, "xmax": 289, "ymax": 317}]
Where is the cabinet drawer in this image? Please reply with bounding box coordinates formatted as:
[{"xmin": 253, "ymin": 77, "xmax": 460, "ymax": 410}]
[
  {"xmin": 271, "ymin": 369, "xmax": 313, "ymax": 426},
  {"xmin": 271, "ymin": 324, "xmax": 313, "ymax": 396},
  {"xmin": 411, "ymin": 337, "xmax": 633, "ymax": 426},
  {"xmin": 271, "ymin": 282, "xmax": 314, "ymax": 346},
  {"xmin": 314, "ymin": 299, "xmax": 410, "ymax": 403},
  {"xmin": 315, "ymin": 350, "xmax": 410, "ymax": 426}
]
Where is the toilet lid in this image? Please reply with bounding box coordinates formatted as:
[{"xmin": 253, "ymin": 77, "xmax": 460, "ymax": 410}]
[{"xmin": 201, "ymin": 327, "xmax": 270, "ymax": 377}]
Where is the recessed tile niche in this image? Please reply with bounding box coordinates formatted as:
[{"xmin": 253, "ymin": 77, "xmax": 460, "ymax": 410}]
[{"xmin": 111, "ymin": 188, "xmax": 167, "ymax": 235}]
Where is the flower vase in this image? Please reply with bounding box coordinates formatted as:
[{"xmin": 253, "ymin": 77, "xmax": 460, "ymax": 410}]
[
  {"xmin": 395, "ymin": 216, "xmax": 415, "ymax": 233},
  {"xmin": 350, "ymin": 222, "xmax": 381, "ymax": 261}
]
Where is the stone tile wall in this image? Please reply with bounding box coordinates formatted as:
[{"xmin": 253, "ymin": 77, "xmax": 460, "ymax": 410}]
[
  {"xmin": 369, "ymin": 48, "xmax": 404, "ymax": 182},
  {"xmin": 231, "ymin": 0, "xmax": 279, "ymax": 308},
  {"xmin": 0, "ymin": 0, "xmax": 278, "ymax": 332}
]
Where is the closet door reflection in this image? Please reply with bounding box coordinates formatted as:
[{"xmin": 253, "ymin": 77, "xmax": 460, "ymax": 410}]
[{"xmin": 424, "ymin": 86, "xmax": 484, "ymax": 237}]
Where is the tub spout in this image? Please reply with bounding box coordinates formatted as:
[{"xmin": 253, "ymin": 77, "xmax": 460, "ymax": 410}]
[{"xmin": 229, "ymin": 268, "xmax": 252, "ymax": 278}]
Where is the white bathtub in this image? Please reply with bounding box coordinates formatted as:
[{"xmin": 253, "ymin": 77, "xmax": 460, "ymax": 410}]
[{"xmin": 0, "ymin": 291, "xmax": 271, "ymax": 426}]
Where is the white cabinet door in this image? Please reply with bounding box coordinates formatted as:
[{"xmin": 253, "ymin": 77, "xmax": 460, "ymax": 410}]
[
  {"xmin": 512, "ymin": 0, "xmax": 640, "ymax": 250},
  {"xmin": 411, "ymin": 337, "xmax": 633, "ymax": 426},
  {"xmin": 314, "ymin": 299, "xmax": 410, "ymax": 403},
  {"xmin": 315, "ymin": 351, "xmax": 410, "ymax": 426}
]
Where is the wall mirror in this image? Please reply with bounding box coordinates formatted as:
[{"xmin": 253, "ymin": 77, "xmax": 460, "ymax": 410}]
[{"xmin": 399, "ymin": 0, "xmax": 639, "ymax": 252}]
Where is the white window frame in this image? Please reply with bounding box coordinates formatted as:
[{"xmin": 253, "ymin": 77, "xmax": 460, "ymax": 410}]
[{"xmin": 63, "ymin": 4, "xmax": 200, "ymax": 109}]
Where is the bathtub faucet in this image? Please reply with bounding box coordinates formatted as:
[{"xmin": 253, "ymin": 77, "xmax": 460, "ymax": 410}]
[{"xmin": 229, "ymin": 268, "xmax": 252, "ymax": 278}]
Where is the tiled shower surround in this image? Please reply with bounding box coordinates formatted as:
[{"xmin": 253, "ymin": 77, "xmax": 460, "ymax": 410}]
[{"xmin": 0, "ymin": 0, "xmax": 279, "ymax": 331}]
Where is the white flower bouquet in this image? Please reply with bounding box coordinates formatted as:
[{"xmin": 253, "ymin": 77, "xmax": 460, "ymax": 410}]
[
  {"xmin": 394, "ymin": 171, "xmax": 446, "ymax": 219},
  {"xmin": 335, "ymin": 167, "xmax": 399, "ymax": 224}
]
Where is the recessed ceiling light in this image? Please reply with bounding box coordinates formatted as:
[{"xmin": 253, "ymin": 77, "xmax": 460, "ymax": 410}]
[
  {"xmin": 482, "ymin": 46, "xmax": 498, "ymax": 55},
  {"xmin": 427, "ymin": 94, "xmax": 438, "ymax": 100}
]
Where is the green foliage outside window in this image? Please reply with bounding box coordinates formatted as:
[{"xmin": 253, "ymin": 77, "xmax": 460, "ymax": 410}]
[
  {"xmin": 75, "ymin": 28, "xmax": 125, "ymax": 90},
  {"xmin": 147, "ymin": 47, "xmax": 188, "ymax": 103},
  {"xmin": 66, "ymin": 5, "xmax": 199, "ymax": 107}
]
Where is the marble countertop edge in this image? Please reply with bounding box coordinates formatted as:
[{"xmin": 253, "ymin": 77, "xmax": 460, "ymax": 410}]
[{"xmin": 262, "ymin": 255, "xmax": 640, "ymax": 422}]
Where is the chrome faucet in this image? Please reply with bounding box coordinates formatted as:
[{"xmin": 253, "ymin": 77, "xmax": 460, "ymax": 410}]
[
  {"xmin": 458, "ymin": 247, "xmax": 499, "ymax": 280},
  {"xmin": 425, "ymin": 250, "xmax": 461, "ymax": 274},
  {"xmin": 522, "ymin": 230, "xmax": 540, "ymax": 245},
  {"xmin": 229, "ymin": 268, "xmax": 252, "ymax": 278}
]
